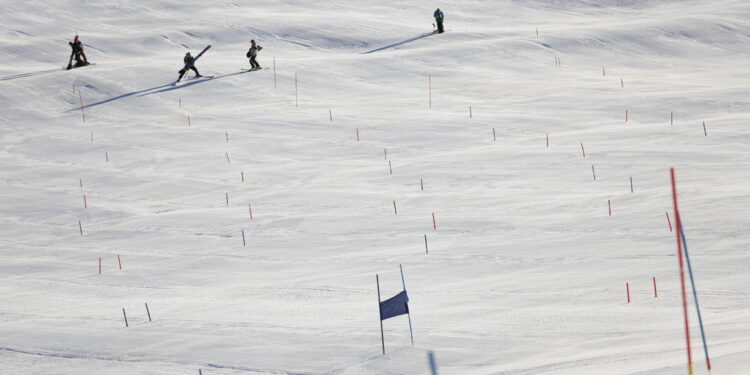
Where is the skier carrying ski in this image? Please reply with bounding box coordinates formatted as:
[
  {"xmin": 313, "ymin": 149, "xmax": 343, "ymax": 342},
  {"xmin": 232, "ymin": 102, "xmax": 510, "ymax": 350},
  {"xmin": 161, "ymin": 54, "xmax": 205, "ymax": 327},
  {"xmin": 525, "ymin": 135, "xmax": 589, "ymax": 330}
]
[
  {"xmin": 246, "ymin": 40, "xmax": 263, "ymax": 70},
  {"xmin": 178, "ymin": 51, "xmax": 202, "ymax": 82},
  {"xmin": 67, "ymin": 35, "xmax": 89, "ymax": 70},
  {"xmin": 433, "ymin": 8, "xmax": 445, "ymax": 34}
]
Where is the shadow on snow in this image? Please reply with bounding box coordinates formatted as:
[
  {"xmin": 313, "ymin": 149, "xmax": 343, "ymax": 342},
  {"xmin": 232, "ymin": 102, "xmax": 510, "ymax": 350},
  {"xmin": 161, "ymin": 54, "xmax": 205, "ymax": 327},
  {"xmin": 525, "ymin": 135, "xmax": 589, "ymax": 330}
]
[
  {"xmin": 72, "ymin": 70, "xmax": 250, "ymax": 110},
  {"xmin": 138, "ymin": 70, "xmax": 247, "ymax": 97},
  {"xmin": 362, "ymin": 32, "xmax": 435, "ymax": 54},
  {"xmin": 77, "ymin": 82, "xmax": 175, "ymax": 110},
  {"xmin": 0, "ymin": 68, "xmax": 62, "ymax": 82}
]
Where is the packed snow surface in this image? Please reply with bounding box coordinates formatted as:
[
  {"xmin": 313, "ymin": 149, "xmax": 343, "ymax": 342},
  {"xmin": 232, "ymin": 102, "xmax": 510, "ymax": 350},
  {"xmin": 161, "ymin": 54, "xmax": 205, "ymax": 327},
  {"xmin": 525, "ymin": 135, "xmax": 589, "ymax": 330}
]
[{"xmin": 1, "ymin": 0, "xmax": 749, "ymax": 374}]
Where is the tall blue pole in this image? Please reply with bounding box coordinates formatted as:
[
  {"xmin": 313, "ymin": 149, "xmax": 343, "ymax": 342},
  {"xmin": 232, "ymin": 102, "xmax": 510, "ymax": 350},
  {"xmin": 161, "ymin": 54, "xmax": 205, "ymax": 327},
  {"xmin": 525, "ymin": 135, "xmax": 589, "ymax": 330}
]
[
  {"xmin": 428, "ymin": 351, "xmax": 438, "ymax": 375},
  {"xmin": 376, "ymin": 274, "xmax": 385, "ymax": 355},
  {"xmin": 399, "ymin": 264, "xmax": 414, "ymax": 347},
  {"xmin": 680, "ymin": 228, "xmax": 712, "ymax": 371}
]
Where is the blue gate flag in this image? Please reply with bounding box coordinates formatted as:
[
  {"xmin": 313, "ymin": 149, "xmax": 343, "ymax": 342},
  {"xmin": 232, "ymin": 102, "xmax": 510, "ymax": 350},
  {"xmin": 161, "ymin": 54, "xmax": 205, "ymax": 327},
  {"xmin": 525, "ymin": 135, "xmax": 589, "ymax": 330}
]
[{"xmin": 380, "ymin": 291, "xmax": 409, "ymax": 320}]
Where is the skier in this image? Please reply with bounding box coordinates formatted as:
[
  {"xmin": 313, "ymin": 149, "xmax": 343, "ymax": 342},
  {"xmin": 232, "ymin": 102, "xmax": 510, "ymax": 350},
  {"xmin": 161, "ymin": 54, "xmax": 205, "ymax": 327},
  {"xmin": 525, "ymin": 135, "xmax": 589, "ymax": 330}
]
[
  {"xmin": 67, "ymin": 35, "xmax": 89, "ymax": 70},
  {"xmin": 178, "ymin": 51, "xmax": 202, "ymax": 82},
  {"xmin": 433, "ymin": 8, "xmax": 445, "ymax": 34},
  {"xmin": 246, "ymin": 40, "xmax": 263, "ymax": 70}
]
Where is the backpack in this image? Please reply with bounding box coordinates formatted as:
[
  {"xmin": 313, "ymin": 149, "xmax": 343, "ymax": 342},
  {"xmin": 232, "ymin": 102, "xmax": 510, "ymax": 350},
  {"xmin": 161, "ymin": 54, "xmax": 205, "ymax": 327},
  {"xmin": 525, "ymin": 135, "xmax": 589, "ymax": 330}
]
[{"xmin": 247, "ymin": 45, "xmax": 262, "ymax": 58}]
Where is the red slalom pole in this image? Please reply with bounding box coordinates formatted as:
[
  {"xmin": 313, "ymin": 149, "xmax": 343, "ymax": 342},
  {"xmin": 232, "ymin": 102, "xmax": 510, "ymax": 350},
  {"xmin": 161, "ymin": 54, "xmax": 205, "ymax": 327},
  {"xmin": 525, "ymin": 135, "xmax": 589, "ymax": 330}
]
[
  {"xmin": 248, "ymin": 204, "xmax": 253, "ymax": 220},
  {"xmin": 117, "ymin": 254, "xmax": 122, "ymax": 270},
  {"xmin": 393, "ymin": 200, "xmax": 398, "ymax": 215},
  {"xmin": 98, "ymin": 258, "xmax": 101, "ymax": 275},
  {"xmin": 653, "ymin": 277, "xmax": 658, "ymax": 298},
  {"xmin": 666, "ymin": 211, "xmax": 673, "ymax": 232},
  {"xmin": 626, "ymin": 282, "xmax": 631, "ymax": 303},
  {"xmin": 83, "ymin": 195, "xmax": 88, "ymax": 208},
  {"xmin": 432, "ymin": 212, "xmax": 437, "ymax": 230},
  {"xmin": 608, "ymin": 200, "xmax": 612, "ymax": 216},
  {"xmin": 671, "ymin": 168, "xmax": 694, "ymax": 375}
]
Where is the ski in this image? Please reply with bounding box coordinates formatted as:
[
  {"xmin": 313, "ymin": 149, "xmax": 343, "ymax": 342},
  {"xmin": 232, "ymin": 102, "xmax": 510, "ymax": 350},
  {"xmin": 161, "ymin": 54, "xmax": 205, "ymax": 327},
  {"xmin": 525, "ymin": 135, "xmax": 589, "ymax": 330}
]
[
  {"xmin": 64, "ymin": 63, "xmax": 95, "ymax": 70},
  {"xmin": 174, "ymin": 75, "xmax": 214, "ymax": 84}
]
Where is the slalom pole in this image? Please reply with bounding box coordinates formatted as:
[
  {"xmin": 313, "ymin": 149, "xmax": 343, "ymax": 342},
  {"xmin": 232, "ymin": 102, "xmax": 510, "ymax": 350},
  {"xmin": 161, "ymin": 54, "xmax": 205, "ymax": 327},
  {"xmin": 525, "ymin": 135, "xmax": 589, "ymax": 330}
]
[
  {"xmin": 78, "ymin": 90, "xmax": 86, "ymax": 123},
  {"xmin": 376, "ymin": 274, "xmax": 385, "ymax": 355},
  {"xmin": 428, "ymin": 351, "xmax": 438, "ymax": 375},
  {"xmin": 680, "ymin": 228, "xmax": 712, "ymax": 371},
  {"xmin": 671, "ymin": 168, "xmax": 694, "ymax": 375},
  {"xmin": 399, "ymin": 264, "xmax": 415, "ymax": 347}
]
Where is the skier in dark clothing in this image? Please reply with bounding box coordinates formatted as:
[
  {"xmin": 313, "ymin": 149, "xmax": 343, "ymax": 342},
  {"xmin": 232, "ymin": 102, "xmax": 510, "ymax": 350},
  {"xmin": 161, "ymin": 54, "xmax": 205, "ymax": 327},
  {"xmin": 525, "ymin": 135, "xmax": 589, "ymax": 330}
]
[
  {"xmin": 178, "ymin": 52, "xmax": 202, "ymax": 82},
  {"xmin": 67, "ymin": 35, "xmax": 89, "ymax": 70},
  {"xmin": 433, "ymin": 8, "xmax": 445, "ymax": 34},
  {"xmin": 246, "ymin": 40, "xmax": 263, "ymax": 70}
]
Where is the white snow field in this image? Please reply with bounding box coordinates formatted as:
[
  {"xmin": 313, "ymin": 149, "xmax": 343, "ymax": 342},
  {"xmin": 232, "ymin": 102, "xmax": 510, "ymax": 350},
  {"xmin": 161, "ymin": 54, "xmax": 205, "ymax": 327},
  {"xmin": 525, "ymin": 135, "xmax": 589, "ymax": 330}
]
[{"xmin": 1, "ymin": 0, "xmax": 750, "ymax": 373}]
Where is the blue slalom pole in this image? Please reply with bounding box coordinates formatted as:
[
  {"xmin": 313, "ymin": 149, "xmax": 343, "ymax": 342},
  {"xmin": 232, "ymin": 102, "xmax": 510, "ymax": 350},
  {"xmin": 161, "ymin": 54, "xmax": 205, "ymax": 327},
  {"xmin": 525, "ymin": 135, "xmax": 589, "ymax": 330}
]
[
  {"xmin": 428, "ymin": 351, "xmax": 438, "ymax": 375},
  {"xmin": 680, "ymin": 228, "xmax": 712, "ymax": 371},
  {"xmin": 399, "ymin": 264, "xmax": 415, "ymax": 347}
]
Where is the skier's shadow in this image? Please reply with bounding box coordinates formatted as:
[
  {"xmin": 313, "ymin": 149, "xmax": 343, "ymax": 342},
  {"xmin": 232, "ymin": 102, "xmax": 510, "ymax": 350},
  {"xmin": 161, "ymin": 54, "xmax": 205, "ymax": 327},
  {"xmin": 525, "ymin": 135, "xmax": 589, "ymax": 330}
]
[
  {"xmin": 79, "ymin": 82, "xmax": 176, "ymax": 110},
  {"xmin": 362, "ymin": 32, "xmax": 435, "ymax": 54},
  {"xmin": 139, "ymin": 70, "xmax": 249, "ymax": 97},
  {"xmin": 0, "ymin": 68, "xmax": 61, "ymax": 82},
  {"xmin": 76, "ymin": 70, "xmax": 249, "ymax": 110}
]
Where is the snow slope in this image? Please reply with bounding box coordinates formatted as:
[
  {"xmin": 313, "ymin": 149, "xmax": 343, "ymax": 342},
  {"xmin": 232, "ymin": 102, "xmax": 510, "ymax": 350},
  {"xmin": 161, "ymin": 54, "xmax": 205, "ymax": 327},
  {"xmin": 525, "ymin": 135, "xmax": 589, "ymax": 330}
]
[{"xmin": 1, "ymin": 0, "xmax": 750, "ymax": 373}]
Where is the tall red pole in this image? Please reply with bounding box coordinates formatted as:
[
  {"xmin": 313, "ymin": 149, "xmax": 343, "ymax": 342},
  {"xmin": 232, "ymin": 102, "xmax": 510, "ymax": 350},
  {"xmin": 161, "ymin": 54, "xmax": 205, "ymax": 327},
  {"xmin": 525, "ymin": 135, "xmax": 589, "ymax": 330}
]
[
  {"xmin": 666, "ymin": 211, "xmax": 673, "ymax": 232},
  {"xmin": 671, "ymin": 168, "xmax": 693, "ymax": 375},
  {"xmin": 626, "ymin": 282, "xmax": 630, "ymax": 303}
]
